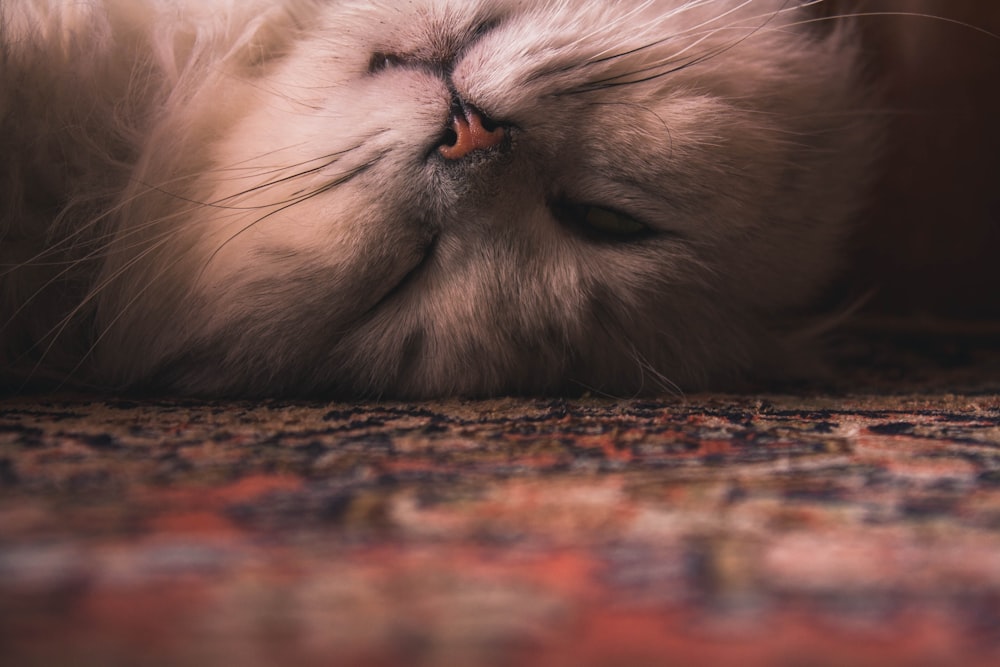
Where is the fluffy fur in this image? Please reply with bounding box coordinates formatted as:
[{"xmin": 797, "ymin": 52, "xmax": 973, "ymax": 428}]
[{"xmin": 1, "ymin": 0, "xmax": 881, "ymax": 397}]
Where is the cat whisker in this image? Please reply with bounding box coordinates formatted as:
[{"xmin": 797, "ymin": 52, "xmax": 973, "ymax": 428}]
[
  {"xmin": 1, "ymin": 153, "xmax": 343, "ymax": 371},
  {"xmin": 5, "ymin": 133, "xmax": 375, "ymax": 379},
  {"xmin": 564, "ymin": 1, "xmax": 790, "ymax": 95},
  {"xmin": 585, "ymin": 0, "xmax": 759, "ymax": 66},
  {"xmin": 0, "ymin": 204, "xmax": 205, "ymax": 339},
  {"xmin": 18, "ymin": 230, "xmax": 181, "ymax": 389},
  {"xmin": 561, "ymin": 0, "xmax": 999, "ymax": 99},
  {"xmin": 200, "ymin": 152, "xmax": 387, "ymax": 275},
  {"xmin": 0, "ymin": 157, "xmax": 247, "ymax": 277},
  {"xmin": 135, "ymin": 147, "xmax": 369, "ymax": 212},
  {"xmin": 630, "ymin": 342, "xmax": 686, "ymax": 398},
  {"xmin": 519, "ymin": 0, "xmax": 730, "ymax": 84},
  {"xmin": 776, "ymin": 9, "xmax": 1000, "ymax": 42},
  {"xmin": 566, "ymin": 377, "xmax": 633, "ymax": 401}
]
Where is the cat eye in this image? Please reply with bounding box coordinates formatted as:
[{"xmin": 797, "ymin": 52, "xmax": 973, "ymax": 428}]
[
  {"xmin": 551, "ymin": 200, "xmax": 650, "ymax": 240},
  {"xmin": 368, "ymin": 52, "xmax": 405, "ymax": 73},
  {"xmin": 580, "ymin": 206, "xmax": 647, "ymax": 236}
]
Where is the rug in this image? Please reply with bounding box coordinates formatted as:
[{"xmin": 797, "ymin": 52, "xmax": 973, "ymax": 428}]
[{"xmin": 3, "ymin": 325, "xmax": 1000, "ymax": 666}]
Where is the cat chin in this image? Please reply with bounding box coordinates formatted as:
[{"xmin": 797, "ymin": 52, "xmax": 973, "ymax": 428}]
[{"xmin": 3, "ymin": 0, "xmax": 881, "ymax": 397}]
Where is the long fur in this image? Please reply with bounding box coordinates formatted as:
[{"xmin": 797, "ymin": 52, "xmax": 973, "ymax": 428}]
[{"xmin": 1, "ymin": 0, "xmax": 882, "ymax": 397}]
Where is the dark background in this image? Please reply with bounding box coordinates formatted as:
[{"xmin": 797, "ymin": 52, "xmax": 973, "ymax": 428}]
[{"xmin": 835, "ymin": 1, "xmax": 1000, "ymax": 318}]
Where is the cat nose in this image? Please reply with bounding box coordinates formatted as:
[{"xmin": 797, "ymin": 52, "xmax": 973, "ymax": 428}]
[{"xmin": 438, "ymin": 104, "xmax": 505, "ymax": 160}]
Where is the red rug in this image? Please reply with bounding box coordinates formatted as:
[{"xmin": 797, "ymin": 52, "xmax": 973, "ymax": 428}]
[{"xmin": 3, "ymin": 327, "xmax": 1000, "ymax": 666}]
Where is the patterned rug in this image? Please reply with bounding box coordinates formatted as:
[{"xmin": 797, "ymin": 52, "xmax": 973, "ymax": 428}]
[{"xmin": 3, "ymin": 325, "xmax": 1000, "ymax": 666}]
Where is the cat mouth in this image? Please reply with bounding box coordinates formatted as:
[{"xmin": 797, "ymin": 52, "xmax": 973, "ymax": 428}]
[{"xmin": 368, "ymin": 235, "xmax": 438, "ymax": 313}]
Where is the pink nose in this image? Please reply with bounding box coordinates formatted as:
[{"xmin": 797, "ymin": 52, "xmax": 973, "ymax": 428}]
[{"xmin": 438, "ymin": 106, "xmax": 505, "ymax": 160}]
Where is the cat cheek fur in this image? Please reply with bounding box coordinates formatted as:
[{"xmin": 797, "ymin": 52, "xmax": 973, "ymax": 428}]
[{"xmin": 1, "ymin": 0, "xmax": 881, "ymax": 397}]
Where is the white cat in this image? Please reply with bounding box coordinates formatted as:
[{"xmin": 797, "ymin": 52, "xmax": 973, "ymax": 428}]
[{"xmin": 0, "ymin": 0, "xmax": 881, "ymax": 397}]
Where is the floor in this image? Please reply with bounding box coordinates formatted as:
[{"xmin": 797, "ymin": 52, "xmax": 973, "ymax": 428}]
[{"xmin": 3, "ymin": 325, "xmax": 1000, "ymax": 666}]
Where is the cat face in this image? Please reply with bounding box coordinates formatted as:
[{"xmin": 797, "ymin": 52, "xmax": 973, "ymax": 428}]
[{"xmin": 88, "ymin": 0, "xmax": 879, "ymax": 397}]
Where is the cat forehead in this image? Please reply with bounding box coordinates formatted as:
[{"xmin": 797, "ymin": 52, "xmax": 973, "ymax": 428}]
[
  {"xmin": 327, "ymin": 0, "xmax": 791, "ymax": 59},
  {"xmin": 332, "ymin": 0, "xmax": 509, "ymax": 57}
]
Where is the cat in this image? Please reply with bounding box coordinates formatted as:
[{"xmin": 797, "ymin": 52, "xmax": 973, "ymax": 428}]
[{"xmin": 0, "ymin": 0, "xmax": 934, "ymax": 398}]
